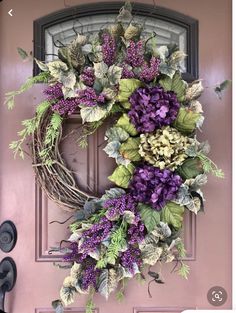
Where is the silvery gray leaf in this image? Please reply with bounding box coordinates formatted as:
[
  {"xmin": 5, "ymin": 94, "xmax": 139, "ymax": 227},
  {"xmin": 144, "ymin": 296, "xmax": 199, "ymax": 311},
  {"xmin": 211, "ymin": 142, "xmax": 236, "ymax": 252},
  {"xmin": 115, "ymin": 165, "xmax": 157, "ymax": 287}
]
[{"xmin": 159, "ymin": 222, "xmax": 172, "ymax": 238}]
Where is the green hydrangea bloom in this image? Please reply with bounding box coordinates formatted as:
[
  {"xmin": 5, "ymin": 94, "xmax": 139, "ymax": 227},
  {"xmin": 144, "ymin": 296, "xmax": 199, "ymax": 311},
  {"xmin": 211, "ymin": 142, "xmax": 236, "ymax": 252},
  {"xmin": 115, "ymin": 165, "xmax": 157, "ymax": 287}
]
[{"xmin": 139, "ymin": 126, "xmax": 190, "ymax": 170}]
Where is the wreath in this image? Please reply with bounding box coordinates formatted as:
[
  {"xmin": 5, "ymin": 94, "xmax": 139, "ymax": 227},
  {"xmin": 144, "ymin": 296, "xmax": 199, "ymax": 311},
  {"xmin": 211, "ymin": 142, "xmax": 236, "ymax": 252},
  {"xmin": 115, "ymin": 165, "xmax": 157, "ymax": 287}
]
[{"xmin": 6, "ymin": 2, "xmax": 229, "ymax": 313}]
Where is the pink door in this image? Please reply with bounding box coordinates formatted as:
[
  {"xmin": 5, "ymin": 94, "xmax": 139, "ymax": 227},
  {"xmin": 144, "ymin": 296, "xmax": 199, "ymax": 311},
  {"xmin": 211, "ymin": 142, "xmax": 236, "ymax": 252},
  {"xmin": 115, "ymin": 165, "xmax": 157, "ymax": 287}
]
[{"xmin": 0, "ymin": 0, "xmax": 232, "ymax": 313}]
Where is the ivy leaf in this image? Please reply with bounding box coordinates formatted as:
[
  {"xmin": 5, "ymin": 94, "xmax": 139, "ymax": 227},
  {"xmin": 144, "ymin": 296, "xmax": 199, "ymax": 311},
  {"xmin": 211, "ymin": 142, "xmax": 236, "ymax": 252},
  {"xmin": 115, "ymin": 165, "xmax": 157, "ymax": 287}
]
[
  {"xmin": 158, "ymin": 63, "xmax": 176, "ymax": 78},
  {"xmin": 80, "ymin": 100, "xmax": 114, "ymax": 123},
  {"xmin": 120, "ymin": 137, "xmax": 141, "ymax": 162},
  {"xmin": 159, "ymin": 72, "xmax": 187, "ymax": 102},
  {"xmin": 186, "ymin": 80, "xmax": 204, "ymax": 101},
  {"xmin": 103, "ymin": 141, "xmax": 131, "ymax": 166},
  {"xmin": 60, "ymin": 286, "xmax": 76, "ymax": 306},
  {"xmin": 104, "ymin": 141, "xmax": 121, "ymax": 158},
  {"xmin": 117, "ymin": 79, "xmax": 142, "ymax": 107},
  {"xmin": 116, "ymin": 113, "xmax": 138, "ymax": 136},
  {"xmin": 177, "ymin": 157, "xmax": 204, "ymax": 179},
  {"xmin": 98, "ymin": 269, "xmax": 118, "ymax": 299},
  {"xmin": 17, "ymin": 47, "xmax": 28, "ymax": 60},
  {"xmin": 52, "ymin": 300, "xmax": 64, "ymax": 313},
  {"xmin": 59, "ymin": 70, "xmax": 76, "ymax": 90},
  {"xmin": 161, "ymin": 202, "xmax": 184, "ymax": 229},
  {"xmin": 138, "ymin": 203, "xmax": 160, "ymax": 232},
  {"xmin": 141, "ymin": 244, "xmax": 163, "ymax": 266},
  {"xmin": 214, "ymin": 80, "xmax": 231, "ymax": 99},
  {"xmin": 108, "ymin": 65, "xmax": 123, "ymax": 85},
  {"xmin": 172, "ymin": 107, "xmax": 201, "ymax": 134},
  {"xmin": 94, "ymin": 62, "xmax": 109, "ymax": 79},
  {"xmin": 101, "ymin": 188, "xmax": 126, "ymax": 201},
  {"xmin": 108, "ymin": 163, "xmax": 135, "ymax": 188},
  {"xmin": 105, "ymin": 126, "xmax": 129, "ymax": 143},
  {"xmin": 47, "ymin": 60, "xmax": 68, "ymax": 79}
]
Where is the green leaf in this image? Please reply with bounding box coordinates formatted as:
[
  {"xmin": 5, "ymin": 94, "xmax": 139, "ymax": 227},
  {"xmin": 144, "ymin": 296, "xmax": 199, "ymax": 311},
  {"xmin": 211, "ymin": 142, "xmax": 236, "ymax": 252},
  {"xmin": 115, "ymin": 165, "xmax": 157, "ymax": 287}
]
[
  {"xmin": 116, "ymin": 113, "xmax": 138, "ymax": 136},
  {"xmin": 139, "ymin": 203, "xmax": 160, "ymax": 232},
  {"xmin": 161, "ymin": 202, "xmax": 184, "ymax": 229},
  {"xmin": 108, "ymin": 163, "xmax": 135, "ymax": 188},
  {"xmin": 120, "ymin": 137, "xmax": 141, "ymax": 162},
  {"xmin": 117, "ymin": 79, "xmax": 142, "ymax": 106},
  {"xmin": 35, "ymin": 58, "xmax": 49, "ymax": 71},
  {"xmin": 172, "ymin": 107, "xmax": 201, "ymax": 134},
  {"xmin": 105, "ymin": 127, "xmax": 129, "ymax": 143},
  {"xmin": 17, "ymin": 47, "xmax": 28, "ymax": 60},
  {"xmin": 80, "ymin": 101, "xmax": 114, "ymax": 123},
  {"xmin": 177, "ymin": 157, "xmax": 204, "ymax": 179},
  {"xmin": 47, "ymin": 60, "xmax": 68, "ymax": 79},
  {"xmin": 98, "ymin": 269, "xmax": 118, "ymax": 299},
  {"xmin": 159, "ymin": 71, "xmax": 187, "ymax": 102},
  {"xmin": 178, "ymin": 263, "xmax": 190, "ymax": 279}
]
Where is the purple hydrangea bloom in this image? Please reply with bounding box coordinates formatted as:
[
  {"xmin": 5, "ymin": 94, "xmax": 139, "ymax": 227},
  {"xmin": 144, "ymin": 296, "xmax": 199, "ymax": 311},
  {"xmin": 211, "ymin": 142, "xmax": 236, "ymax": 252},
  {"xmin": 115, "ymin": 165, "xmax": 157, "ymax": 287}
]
[
  {"xmin": 80, "ymin": 67, "xmax": 95, "ymax": 87},
  {"xmin": 125, "ymin": 40, "xmax": 144, "ymax": 68},
  {"xmin": 129, "ymin": 165, "xmax": 182, "ymax": 210},
  {"xmin": 102, "ymin": 33, "xmax": 116, "ymax": 66},
  {"xmin": 104, "ymin": 194, "xmax": 136, "ymax": 219},
  {"xmin": 43, "ymin": 82, "xmax": 64, "ymax": 100},
  {"xmin": 77, "ymin": 87, "xmax": 106, "ymax": 107},
  {"xmin": 128, "ymin": 86, "xmax": 180, "ymax": 133},
  {"xmin": 121, "ymin": 246, "xmax": 142, "ymax": 274},
  {"xmin": 139, "ymin": 57, "xmax": 160, "ymax": 83}
]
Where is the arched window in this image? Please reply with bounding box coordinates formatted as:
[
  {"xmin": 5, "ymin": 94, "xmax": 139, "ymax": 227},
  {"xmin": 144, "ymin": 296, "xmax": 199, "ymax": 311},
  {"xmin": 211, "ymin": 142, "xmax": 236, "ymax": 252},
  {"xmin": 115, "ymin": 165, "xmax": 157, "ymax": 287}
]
[{"xmin": 33, "ymin": 2, "xmax": 198, "ymax": 81}]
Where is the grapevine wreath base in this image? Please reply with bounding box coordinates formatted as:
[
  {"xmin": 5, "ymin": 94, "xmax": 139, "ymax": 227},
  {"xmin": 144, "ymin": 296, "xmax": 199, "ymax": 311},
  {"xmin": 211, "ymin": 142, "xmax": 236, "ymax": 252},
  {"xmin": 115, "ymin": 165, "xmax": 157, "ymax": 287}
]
[{"xmin": 5, "ymin": 2, "xmax": 228, "ymax": 313}]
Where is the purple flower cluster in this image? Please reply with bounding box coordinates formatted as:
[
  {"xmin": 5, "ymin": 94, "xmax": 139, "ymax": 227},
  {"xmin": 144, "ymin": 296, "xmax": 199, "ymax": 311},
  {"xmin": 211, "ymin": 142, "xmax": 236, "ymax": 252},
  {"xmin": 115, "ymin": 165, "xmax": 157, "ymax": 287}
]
[
  {"xmin": 121, "ymin": 65, "xmax": 135, "ymax": 79},
  {"xmin": 128, "ymin": 86, "xmax": 180, "ymax": 133},
  {"xmin": 43, "ymin": 82, "xmax": 64, "ymax": 100},
  {"xmin": 63, "ymin": 242, "xmax": 79, "ymax": 262},
  {"xmin": 129, "ymin": 164, "xmax": 182, "ymax": 210},
  {"xmin": 128, "ymin": 216, "xmax": 145, "ymax": 244},
  {"xmin": 102, "ymin": 33, "xmax": 116, "ymax": 66},
  {"xmin": 52, "ymin": 98, "xmax": 80, "ymax": 115},
  {"xmin": 44, "ymin": 82, "xmax": 80, "ymax": 115},
  {"xmin": 80, "ymin": 217, "xmax": 113, "ymax": 256},
  {"xmin": 104, "ymin": 194, "xmax": 136, "ymax": 219},
  {"xmin": 81, "ymin": 261, "xmax": 100, "ymax": 290},
  {"xmin": 139, "ymin": 57, "xmax": 160, "ymax": 83},
  {"xmin": 77, "ymin": 87, "xmax": 106, "ymax": 107},
  {"xmin": 125, "ymin": 40, "xmax": 144, "ymax": 68},
  {"xmin": 80, "ymin": 67, "xmax": 95, "ymax": 87},
  {"xmin": 121, "ymin": 246, "xmax": 142, "ymax": 274}
]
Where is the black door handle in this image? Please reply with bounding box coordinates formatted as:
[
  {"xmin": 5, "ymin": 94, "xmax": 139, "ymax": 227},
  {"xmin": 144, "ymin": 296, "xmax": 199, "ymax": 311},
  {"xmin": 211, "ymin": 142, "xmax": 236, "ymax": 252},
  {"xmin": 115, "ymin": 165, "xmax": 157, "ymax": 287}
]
[
  {"xmin": 0, "ymin": 258, "xmax": 17, "ymax": 313},
  {"xmin": 0, "ymin": 221, "xmax": 17, "ymax": 253}
]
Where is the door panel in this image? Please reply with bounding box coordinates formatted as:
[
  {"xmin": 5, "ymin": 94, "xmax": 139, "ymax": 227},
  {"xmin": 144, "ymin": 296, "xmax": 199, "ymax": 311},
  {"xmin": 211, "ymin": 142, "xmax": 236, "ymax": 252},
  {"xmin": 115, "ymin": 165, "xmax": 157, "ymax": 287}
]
[{"xmin": 0, "ymin": 0, "xmax": 232, "ymax": 313}]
